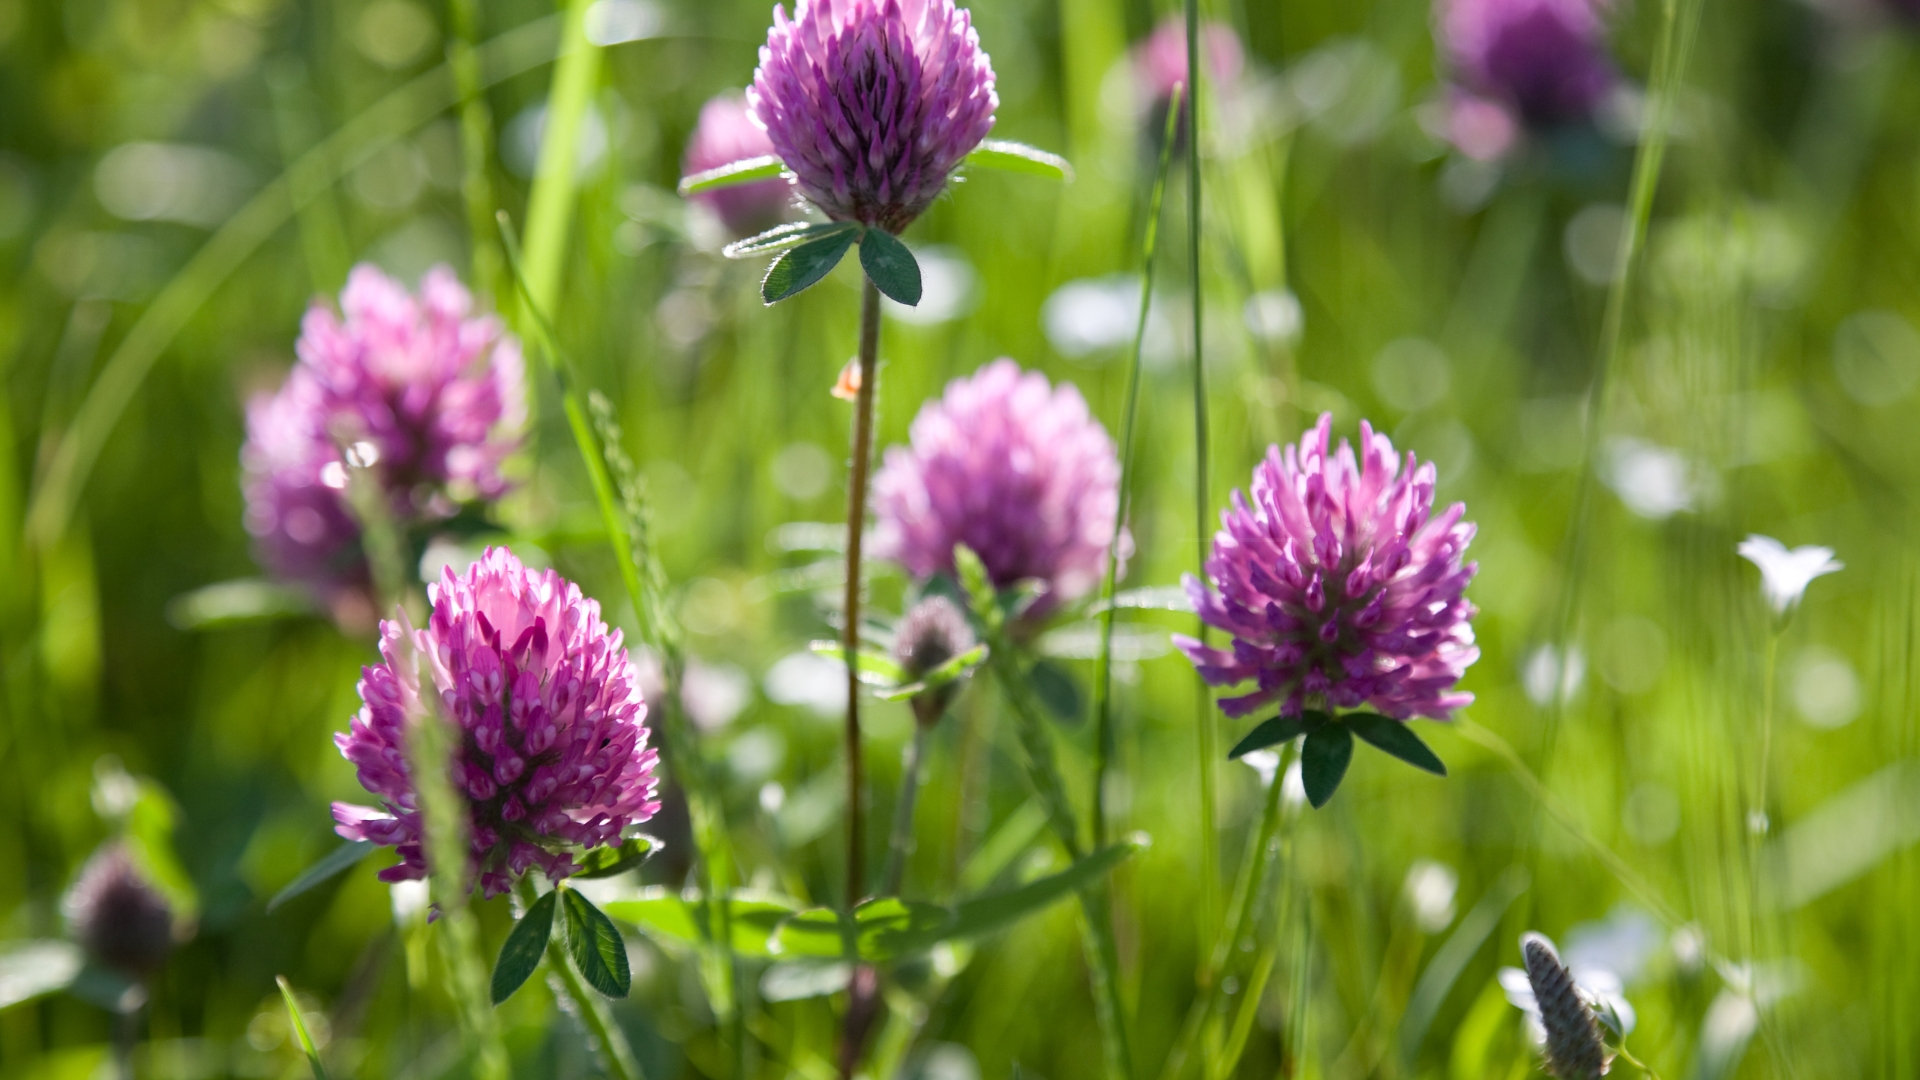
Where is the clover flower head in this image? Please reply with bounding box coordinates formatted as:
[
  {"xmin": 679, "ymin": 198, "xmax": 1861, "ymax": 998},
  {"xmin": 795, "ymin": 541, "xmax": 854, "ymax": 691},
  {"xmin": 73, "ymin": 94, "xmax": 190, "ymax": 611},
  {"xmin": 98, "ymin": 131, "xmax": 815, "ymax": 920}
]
[
  {"xmin": 1737, "ymin": 534, "xmax": 1842, "ymax": 616},
  {"xmin": 242, "ymin": 264, "xmax": 525, "ymax": 612},
  {"xmin": 241, "ymin": 367, "xmax": 372, "ymax": 615},
  {"xmin": 685, "ymin": 91, "xmax": 797, "ymax": 237},
  {"xmin": 332, "ymin": 547, "xmax": 661, "ymax": 899},
  {"xmin": 1437, "ymin": 0, "xmax": 1616, "ymax": 158},
  {"xmin": 873, "ymin": 359, "xmax": 1126, "ymax": 613},
  {"xmin": 748, "ymin": 0, "xmax": 998, "ymax": 233},
  {"xmin": 64, "ymin": 844, "xmax": 176, "ymax": 979},
  {"xmin": 1177, "ymin": 414, "xmax": 1478, "ymax": 721},
  {"xmin": 1501, "ymin": 933, "xmax": 1619, "ymax": 1079}
]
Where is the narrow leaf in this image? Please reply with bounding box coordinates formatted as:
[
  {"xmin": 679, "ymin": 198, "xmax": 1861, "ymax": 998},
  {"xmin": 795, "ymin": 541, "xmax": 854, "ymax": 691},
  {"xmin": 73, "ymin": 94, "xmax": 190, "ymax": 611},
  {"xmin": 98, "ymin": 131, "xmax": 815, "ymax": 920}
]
[
  {"xmin": 769, "ymin": 907, "xmax": 853, "ymax": 960},
  {"xmin": 809, "ymin": 641, "xmax": 910, "ymax": 686},
  {"xmin": 572, "ymin": 835, "xmax": 661, "ymax": 879},
  {"xmin": 945, "ymin": 841, "xmax": 1138, "ymax": 942},
  {"xmin": 760, "ymin": 961, "xmax": 853, "ymax": 1002},
  {"xmin": 878, "ymin": 643, "xmax": 988, "ymax": 701},
  {"xmin": 677, "ymin": 154, "xmax": 785, "ymax": 195},
  {"xmin": 490, "ymin": 889, "xmax": 557, "ymax": 1005},
  {"xmin": 722, "ymin": 220, "xmax": 858, "ymax": 259},
  {"xmin": 852, "ymin": 897, "xmax": 955, "ymax": 962},
  {"xmin": 1029, "ymin": 659, "xmax": 1083, "ymax": 724},
  {"xmin": 563, "ymin": 889, "xmax": 632, "ymax": 998},
  {"xmin": 277, "ymin": 976, "xmax": 332, "ymax": 1080},
  {"xmin": 762, "ymin": 228, "xmax": 858, "ymax": 304},
  {"xmin": 965, "ymin": 140, "xmax": 1075, "ymax": 182},
  {"xmin": 603, "ymin": 889, "xmax": 800, "ymax": 957},
  {"xmin": 1301, "ymin": 724, "xmax": 1354, "ymax": 809},
  {"xmin": 953, "ymin": 545, "xmax": 1000, "ymax": 633},
  {"xmin": 1346, "ymin": 713, "xmax": 1448, "ymax": 776},
  {"xmin": 1226, "ymin": 710, "xmax": 1329, "ymax": 759},
  {"xmin": 858, "ymin": 228, "xmax": 923, "ymax": 306},
  {"xmin": 267, "ymin": 841, "xmax": 375, "ymax": 913}
]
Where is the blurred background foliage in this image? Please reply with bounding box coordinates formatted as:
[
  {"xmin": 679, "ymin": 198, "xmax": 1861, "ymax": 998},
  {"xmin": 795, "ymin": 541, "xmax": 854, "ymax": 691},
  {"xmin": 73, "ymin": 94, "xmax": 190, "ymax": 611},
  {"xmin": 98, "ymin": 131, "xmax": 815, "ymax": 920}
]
[{"xmin": 2, "ymin": 0, "xmax": 1919, "ymax": 1075}]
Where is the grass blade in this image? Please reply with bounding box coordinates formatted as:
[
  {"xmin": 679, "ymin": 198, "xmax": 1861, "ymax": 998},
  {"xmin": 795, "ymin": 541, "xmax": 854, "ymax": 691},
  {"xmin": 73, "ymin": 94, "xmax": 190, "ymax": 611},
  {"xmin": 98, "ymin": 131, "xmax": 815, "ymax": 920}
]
[
  {"xmin": 276, "ymin": 976, "xmax": 331, "ymax": 1080},
  {"xmin": 266, "ymin": 841, "xmax": 374, "ymax": 914}
]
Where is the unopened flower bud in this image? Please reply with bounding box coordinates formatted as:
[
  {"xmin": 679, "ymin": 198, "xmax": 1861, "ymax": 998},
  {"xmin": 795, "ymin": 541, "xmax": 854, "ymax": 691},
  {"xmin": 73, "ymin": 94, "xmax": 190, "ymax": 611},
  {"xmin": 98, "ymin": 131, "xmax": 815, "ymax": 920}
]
[{"xmin": 64, "ymin": 845, "xmax": 175, "ymax": 979}]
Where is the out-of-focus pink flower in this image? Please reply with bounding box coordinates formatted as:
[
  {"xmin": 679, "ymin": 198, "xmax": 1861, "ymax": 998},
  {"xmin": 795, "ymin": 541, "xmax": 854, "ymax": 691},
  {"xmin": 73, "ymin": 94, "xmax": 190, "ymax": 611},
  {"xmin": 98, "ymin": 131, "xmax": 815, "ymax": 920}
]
[
  {"xmin": 873, "ymin": 359, "xmax": 1126, "ymax": 612},
  {"xmin": 749, "ymin": 0, "xmax": 998, "ymax": 233},
  {"xmin": 241, "ymin": 264, "xmax": 524, "ymax": 615},
  {"xmin": 1177, "ymin": 414, "xmax": 1479, "ymax": 721},
  {"xmin": 331, "ymin": 547, "xmax": 661, "ymax": 898},
  {"xmin": 1133, "ymin": 16, "xmax": 1245, "ymax": 112},
  {"xmin": 1436, "ymin": 0, "xmax": 1617, "ymax": 157},
  {"xmin": 684, "ymin": 91, "xmax": 797, "ymax": 237}
]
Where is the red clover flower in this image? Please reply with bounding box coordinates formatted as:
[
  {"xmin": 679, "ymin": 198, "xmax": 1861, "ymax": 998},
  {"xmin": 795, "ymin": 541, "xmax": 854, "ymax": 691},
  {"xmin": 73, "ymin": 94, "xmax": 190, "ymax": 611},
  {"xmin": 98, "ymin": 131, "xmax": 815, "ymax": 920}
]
[
  {"xmin": 872, "ymin": 359, "xmax": 1126, "ymax": 614},
  {"xmin": 332, "ymin": 547, "xmax": 661, "ymax": 899},
  {"xmin": 1178, "ymin": 414, "xmax": 1478, "ymax": 721},
  {"xmin": 748, "ymin": 0, "xmax": 998, "ymax": 233}
]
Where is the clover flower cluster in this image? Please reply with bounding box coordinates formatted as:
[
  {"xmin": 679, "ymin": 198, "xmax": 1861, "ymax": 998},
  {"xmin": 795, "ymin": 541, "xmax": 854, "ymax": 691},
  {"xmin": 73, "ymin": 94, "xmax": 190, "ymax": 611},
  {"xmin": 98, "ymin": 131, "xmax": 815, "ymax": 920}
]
[
  {"xmin": 1178, "ymin": 414, "xmax": 1478, "ymax": 721},
  {"xmin": 64, "ymin": 844, "xmax": 176, "ymax": 980},
  {"xmin": 242, "ymin": 264, "xmax": 524, "ymax": 615},
  {"xmin": 873, "ymin": 359, "xmax": 1126, "ymax": 613},
  {"xmin": 332, "ymin": 547, "xmax": 660, "ymax": 899},
  {"xmin": 1436, "ymin": 0, "xmax": 1617, "ymax": 160},
  {"xmin": 749, "ymin": 0, "xmax": 998, "ymax": 232},
  {"xmin": 685, "ymin": 91, "xmax": 796, "ymax": 237}
]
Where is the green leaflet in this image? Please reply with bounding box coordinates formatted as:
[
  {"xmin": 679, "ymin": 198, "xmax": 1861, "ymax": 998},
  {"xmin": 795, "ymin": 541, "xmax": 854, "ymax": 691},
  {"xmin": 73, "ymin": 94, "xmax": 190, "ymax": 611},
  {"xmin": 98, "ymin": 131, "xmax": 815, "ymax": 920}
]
[
  {"xmin": 490, "ymin": 889, "xmax": 556, "ymax": 1005},
  {"xmin": 562, "ymin": 889, "xmax": 632, "ymax": 998}
]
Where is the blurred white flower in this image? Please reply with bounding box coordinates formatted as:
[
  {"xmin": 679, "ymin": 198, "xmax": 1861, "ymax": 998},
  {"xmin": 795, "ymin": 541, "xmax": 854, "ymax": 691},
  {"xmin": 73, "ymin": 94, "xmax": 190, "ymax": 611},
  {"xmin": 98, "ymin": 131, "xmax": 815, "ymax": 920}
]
[
  {"xmin": 884, "ymin": 246, "xmax": 976, "ymax": 325},
  {"xmin": 1602, "ymin": 437, "xmax": 1708, "ymax": 519},
  {"xmin": 764, "ymin": 651, "xmax": 847, "ymax": 717},
  {"xmin": 1403, "ymin": 860, "xmax": 1458, "ymax": 933},
  {"xmin": 1737, "ymin": 534, "xmax": 1841, "ymax": 615}
]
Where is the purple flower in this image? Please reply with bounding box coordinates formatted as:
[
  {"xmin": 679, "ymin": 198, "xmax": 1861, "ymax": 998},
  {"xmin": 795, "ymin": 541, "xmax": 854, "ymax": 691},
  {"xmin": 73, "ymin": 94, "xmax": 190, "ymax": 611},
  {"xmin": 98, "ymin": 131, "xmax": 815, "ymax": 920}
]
[
  {"xmin": 332, "ymin": 547, "xmax": 661, "ymax": 899},
  {"xmin": 1176, "ymin": 414, "xmax": 1478, "ymax": 722},
  {"xmin": 64, "ymin": 844, "xmax": 177, "ymax": 979},
  {"xmin": 242, "ymin": 367, "xmax": 373, "ymax": 621},
  {"xmin": 685, "ymin": 91, "xmax": 797, "ymax": 237},
  {"xmin": 241, "ymin": 264, "xmax": 525, "ymax": 613},
  {"xmin": 1437, "ymin": 0, "xmax": 1616, "ymax": 157},
  {"xmin": 873, "ymin": 358, "xmax": 1126, "ymax": 612},
  {"xmin": 748, "ymin": 0, "xmax": 998, "ymax": 233}
]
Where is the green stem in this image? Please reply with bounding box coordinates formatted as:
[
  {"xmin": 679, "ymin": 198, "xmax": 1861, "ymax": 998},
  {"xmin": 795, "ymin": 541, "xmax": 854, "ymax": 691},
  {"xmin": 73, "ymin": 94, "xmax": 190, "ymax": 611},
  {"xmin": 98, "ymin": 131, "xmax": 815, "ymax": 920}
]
[
  {"xmin": 843, "ymin": 279, "xmax": 883, "ymax": 906},
  {"xmin": 1538, "ymin": 0, "xmax": 1703, "ymax": 754},
  {"xmin": 883, "ymin": 721, "xmax": 934, "ymax": 896},
  {"xmin": 1093, "ymin": 81, "xmax": 1185, "ymax": 848},
  {"xmin": 1160, "ymin": 741, "xmax": 1292, "ymax": 1080},
  {"xmin": 447, "ymin": 0, "xmax": 505, "ymax": 304},
  {"xmin": 1184, "ymin": 0, "xmax": 1220, "ymax": 943},
  {"xmin": 990, "ymin": 654, "xmax": 1133, "ymax": 1080},
  {"xmin": 517, "ymin": 880, "xmax": 642, "ymax": 1080},
  {"xmin": 517, "ymin": 0, "xmax": 602, "ymax": 322}
]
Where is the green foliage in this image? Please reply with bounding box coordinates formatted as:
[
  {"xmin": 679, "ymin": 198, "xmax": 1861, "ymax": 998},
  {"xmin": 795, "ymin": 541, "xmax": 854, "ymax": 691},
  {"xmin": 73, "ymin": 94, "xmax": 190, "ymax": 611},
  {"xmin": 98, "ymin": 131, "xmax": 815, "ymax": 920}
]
[
  {"xmin": 277, "ymin": 976, "xmax": 332, "ymax": 1080},
  {"xmin": 573, "ymin": 835, "xmax": 662, "ymax": 879},
  {"xmin": 762, "ymin": 228, "xmax": 859, "ymax": 304},
  {"xmin": 679, "ymin": 155, "xmax": 787, "ymax": 195},
  {"xmin": 858, "ymin": 227, "xmax": 923, "ymax": 306},
  {"xmin": 267, "ymin": 842, "xmax": 375, "ymax": 914},
  {"xmin": 490, "ymin": 888, "xmax": 556, "ymax": 1005},
  {"xmin": 562, "ymin": 889, "xmax": 632, "ymax": 999}
]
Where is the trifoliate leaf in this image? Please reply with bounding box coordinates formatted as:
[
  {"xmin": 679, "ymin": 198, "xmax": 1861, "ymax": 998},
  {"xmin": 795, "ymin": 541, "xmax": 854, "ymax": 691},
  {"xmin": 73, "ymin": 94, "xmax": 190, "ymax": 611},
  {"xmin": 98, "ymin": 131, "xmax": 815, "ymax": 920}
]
[
  {"xmin": 1345, "ymin": 713, "xmax": 1447, "ymax": 776},
  {"xmin": 858, "ymin": 227, "xmax": 922, "ymax": 306},
  {"xmin": 762, "ymin": 228, "xmax": 858, "ymax": 304},
  {"xmin": 490, "ymin": 889, "xmax": 557, "ymax": 1005},
  {"xmin": 1301, "ymin": 724, "xmax": 1354, "ymax": 809}
]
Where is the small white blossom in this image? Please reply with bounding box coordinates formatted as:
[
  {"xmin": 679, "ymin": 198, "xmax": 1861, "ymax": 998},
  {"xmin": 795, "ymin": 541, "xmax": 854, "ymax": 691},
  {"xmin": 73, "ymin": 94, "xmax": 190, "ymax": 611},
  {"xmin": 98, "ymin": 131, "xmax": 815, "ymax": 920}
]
[{"xmin": 1737, "ymin": 534, "xmax": 1842, "ymax": 615}]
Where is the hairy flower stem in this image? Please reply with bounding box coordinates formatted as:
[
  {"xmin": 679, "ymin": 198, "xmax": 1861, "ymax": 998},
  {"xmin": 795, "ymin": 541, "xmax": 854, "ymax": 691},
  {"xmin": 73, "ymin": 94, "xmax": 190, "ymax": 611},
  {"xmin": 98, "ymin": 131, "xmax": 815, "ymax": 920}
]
[
  {"xmin": 516, "ymin": 880, "xmax": 642, "ymax": 1080},
  {"xmin": 1160, "ymin": 741, "xmax": 1293, "ymax": 1080},
  {"xmin": 844, "ymin": 277, "xmax": 883, "ymax": 907},
  {"xmin": 401, "ymin": 643, "xmax": 509, "ymax": 1080},
  {"xmin": 1093, "ymin": 81, "xmax": 1184, "ymax": 848}
]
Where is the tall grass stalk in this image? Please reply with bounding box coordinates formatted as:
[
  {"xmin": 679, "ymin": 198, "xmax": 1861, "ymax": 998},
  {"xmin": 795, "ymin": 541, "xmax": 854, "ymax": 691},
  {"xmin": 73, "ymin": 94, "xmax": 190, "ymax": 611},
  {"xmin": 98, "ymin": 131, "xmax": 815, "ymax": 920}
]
[
  {"xmin": 1539, "ymin": 0, "xmax": 1705, "ymax": 756},
  {"xmin": 1184, "ymin": 0, "xmax": 1220, "ymax": 943},
  {"xmin": 20, "ymin": 16, "xmax": 564, "ymax": 556},
  {"xmin": 448, "ymin": 0, "xmax": 505, "ymax": 303},
  {"xmin": 1158, "ymin": 743, "xmax": 1293, "ymax": 1080},
  {"xmin": 1092, "ymin": 82, "xmax": 1185, "ymax": 847},
  {"xmin": 498, "ymin": 214, "xmax": 744, "ymax": 1077},
  {"xmin": 516, "ymin": 0, "xmax": 601, "ymax": 322}
]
